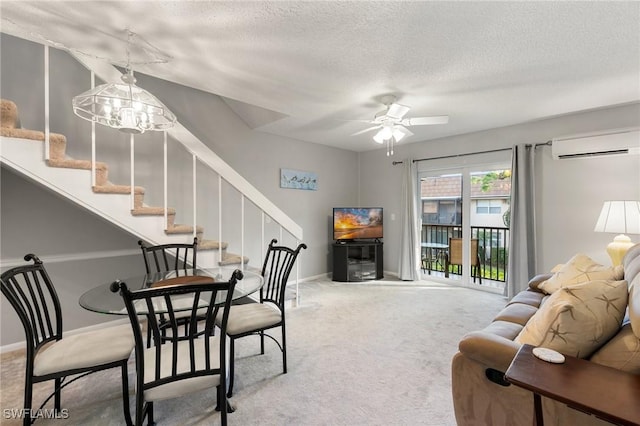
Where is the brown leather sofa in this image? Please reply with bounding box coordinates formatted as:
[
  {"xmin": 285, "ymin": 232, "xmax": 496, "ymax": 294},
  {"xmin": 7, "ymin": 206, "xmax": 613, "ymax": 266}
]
[{"xmin": 452, "ymin": 243, "xmax": 640, "ymax": 426}]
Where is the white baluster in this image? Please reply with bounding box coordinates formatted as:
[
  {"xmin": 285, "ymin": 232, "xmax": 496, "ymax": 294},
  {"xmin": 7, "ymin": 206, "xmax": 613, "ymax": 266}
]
[{"xmin": 44, "ymin": 45, "xmax": 49, "ymax": 161}]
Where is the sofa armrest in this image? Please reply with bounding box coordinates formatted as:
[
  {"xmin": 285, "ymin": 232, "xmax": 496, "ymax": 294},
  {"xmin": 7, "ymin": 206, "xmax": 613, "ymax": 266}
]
[
  {"xmin": 528, "ymin": 273, "xmax": 554, "ymax": 291},
  {"xmin": 458, "ymin": 331, "xmax": 522, "ymax": 373}
]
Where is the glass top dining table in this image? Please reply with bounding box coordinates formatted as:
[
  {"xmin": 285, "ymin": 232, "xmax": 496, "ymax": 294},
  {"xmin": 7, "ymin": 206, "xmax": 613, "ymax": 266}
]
[{"xmin": 79, "ymin": 267, "xmax": 264, "ymax": 315}]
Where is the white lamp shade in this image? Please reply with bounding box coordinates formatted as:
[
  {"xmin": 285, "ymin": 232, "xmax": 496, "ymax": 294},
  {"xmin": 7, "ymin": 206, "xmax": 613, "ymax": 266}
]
[{"xmin": 594, "ymin": 201, "xmax": 640, "ymax": 234}]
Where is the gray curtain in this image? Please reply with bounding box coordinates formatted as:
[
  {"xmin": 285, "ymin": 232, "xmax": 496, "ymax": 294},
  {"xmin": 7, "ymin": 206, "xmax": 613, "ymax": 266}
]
[
  {"xmin": 398, "ymin": 159, "xmax": 421, "ymax": 280},
  {"xmin": 505, "ymin": 144, "xmax": 537, "ymax": 298}
]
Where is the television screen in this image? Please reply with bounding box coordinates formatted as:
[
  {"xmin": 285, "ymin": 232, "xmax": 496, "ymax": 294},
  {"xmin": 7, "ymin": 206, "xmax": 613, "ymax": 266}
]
[{"xmin": 333, "ymin": 207, "xmax": 383, "ymax": 241}]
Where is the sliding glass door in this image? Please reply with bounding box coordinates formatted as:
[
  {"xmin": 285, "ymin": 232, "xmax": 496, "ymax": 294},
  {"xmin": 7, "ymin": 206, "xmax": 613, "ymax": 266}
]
[{"xmin": 418, "ymin": 159, "xmax": 511, "ymax": 292}]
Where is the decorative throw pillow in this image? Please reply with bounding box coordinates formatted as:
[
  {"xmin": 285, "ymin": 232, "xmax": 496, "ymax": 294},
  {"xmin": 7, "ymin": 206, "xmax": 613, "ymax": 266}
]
[
  {"xmin": 589, "ymin": 324, "xmax": 640, "ymax": 374},
  {"xmin": 515, "ymin": 279, "xmax": 628, "ymax": 358},
  {"xmin": 538, "ymin": 253, "xmax": 624, "ymax": 294}
]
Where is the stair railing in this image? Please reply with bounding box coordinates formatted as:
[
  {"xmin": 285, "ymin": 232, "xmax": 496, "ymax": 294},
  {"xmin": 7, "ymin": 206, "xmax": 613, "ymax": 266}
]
[{"xmin": 35, "ymin": 43, "xmax": 303, "ymax": 294}]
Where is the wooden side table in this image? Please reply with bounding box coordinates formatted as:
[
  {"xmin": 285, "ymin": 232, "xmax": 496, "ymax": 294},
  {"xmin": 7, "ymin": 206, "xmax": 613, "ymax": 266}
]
[{"xmin": 505, "ymin": 344, "xmax": 640, "ymax": 426}]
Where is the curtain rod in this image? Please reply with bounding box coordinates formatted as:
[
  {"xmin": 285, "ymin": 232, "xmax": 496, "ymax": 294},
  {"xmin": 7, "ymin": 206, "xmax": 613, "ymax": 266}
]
[{"xmin": 391, "ymin": 140, "xmax": 552, "ymax": 165}]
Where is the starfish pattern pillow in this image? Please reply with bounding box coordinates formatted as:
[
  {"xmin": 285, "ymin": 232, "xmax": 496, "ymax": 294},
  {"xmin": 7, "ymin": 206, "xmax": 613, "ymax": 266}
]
[
  {"xmin": 538, "ymin": 253, "xmax": 624, "ymax": 294},
  {"xmin": 515, "ymin": 279, "xmax": 628, "ymax": 358}
]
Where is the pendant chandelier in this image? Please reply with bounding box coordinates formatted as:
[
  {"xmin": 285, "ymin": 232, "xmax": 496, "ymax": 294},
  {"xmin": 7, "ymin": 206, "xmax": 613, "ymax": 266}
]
[{"xmin": 72, "ymin": 31, "xmax": 176, "ymax": 134}]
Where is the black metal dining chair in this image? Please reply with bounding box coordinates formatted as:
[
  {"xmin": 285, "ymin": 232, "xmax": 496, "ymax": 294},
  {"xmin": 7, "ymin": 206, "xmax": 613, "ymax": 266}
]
[
  {"xmin": 217, "ymin": 239, "xmax": 306, "ymax": 397},
  {"xmin": 1, "ymin": 254, "xmax": 134, "ymax": 426},
  {"xmin": 138, "ymin": 238, "xmax": 203, "ymax": 343},
  {"xmin": 138, "ymin": 237, "xmax": 198, "ymax": 274},
  {"xmin": 111, "ymin": 269, "xmax": 242, "ymax": 426}
]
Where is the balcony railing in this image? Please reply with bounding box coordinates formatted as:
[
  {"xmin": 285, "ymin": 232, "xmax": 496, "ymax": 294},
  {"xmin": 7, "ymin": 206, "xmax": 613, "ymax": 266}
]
[{"xmin": 421, "ymin": 224, "xmax": 509, "ymax": 282}]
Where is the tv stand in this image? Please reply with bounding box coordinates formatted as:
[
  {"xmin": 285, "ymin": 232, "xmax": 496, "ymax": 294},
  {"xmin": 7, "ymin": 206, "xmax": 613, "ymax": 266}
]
[{"xmin": 332, "ymin": 241, "xmax": 383, "ymax": 282}]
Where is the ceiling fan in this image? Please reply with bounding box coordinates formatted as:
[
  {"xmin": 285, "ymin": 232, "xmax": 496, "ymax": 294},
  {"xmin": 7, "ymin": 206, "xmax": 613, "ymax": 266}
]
[{"xmin": 352, "ymin": 95, "xmax": 449, "ymax": 156}]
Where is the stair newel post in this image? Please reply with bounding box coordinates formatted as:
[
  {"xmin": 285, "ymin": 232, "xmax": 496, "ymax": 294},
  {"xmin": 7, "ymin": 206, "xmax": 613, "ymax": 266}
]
[
  {"xmin": 130, "ymin": 134, "xmax": 135, "ymax": 210},
  {"xmin": 192, "ymin": 153, "xmax": 197, "ymax": 239},
  {"xmin": 44, "ymin": 44, "xmax": 50, "ymax": 161},
  {"xmin": 163, "ymin": 131, "xmax": 168, "ymax": 231},
  {"xmin": 91, "ymin": 71, "xmax": 96, "ymax": 188},
  {"xmin": 218, "ymin": 175, "xmax": 223, "ymax": 265}
]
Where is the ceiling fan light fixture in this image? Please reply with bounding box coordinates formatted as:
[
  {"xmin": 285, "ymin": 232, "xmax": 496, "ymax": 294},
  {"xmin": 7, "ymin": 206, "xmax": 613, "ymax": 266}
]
[
  {"xmin": 392, "ymin": 128, "xmax": 407, "ymax": 142},
  {"xmin": 373, "ymin": 129, "xmax": 386, "ymax": 144}
]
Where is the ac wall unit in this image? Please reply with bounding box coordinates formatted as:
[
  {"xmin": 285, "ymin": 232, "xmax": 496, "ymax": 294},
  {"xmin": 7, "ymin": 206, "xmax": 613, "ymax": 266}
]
[{"xmin": 552, "ymin": 128, "xmax": 640, "ymax": 160}]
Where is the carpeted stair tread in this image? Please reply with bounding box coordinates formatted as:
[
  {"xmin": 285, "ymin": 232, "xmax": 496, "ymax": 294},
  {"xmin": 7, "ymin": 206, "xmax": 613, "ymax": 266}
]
[
  {"xmin": 1, "ymin": 127, "xmax": 48, "ymax": 140},
  {"xmin": 49, "ymin": 158, "xmax": 108, "ymax": 170},
  {"xmin": 94, "ymin": 184, "xmax": 145, "ymax": 195},
  {"xmin": 165, "ymin": 224, "xmax": 205, "ymax": 234},
  {"xmin": 218, "ymin": 253, "xmax": 249, "ymax": 265},
  {"xmin": 48, "ymin": 158, "xmax": 108, "ymax": 170},
  {"xmin": 1, "ymin": 99, "xmax": 19, "ymax": 127},
  {"xmin": 131, "ymin": 206, "xmax": 177, "ymax": 216},
  {"xmin": 198, "ymin": 239, "xmax": 229, "ymax": 250},
  {"xmin": 3, "ymin": 98, "xmax": 250, "ymax": 265}
]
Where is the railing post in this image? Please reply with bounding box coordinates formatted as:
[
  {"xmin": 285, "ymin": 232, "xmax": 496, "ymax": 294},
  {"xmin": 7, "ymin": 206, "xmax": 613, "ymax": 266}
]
[
  {"xmin": 261, "ymin": 211, "xmax": 265, "ymax": 263},
  {"xmin": 192, "ymin": 154, "xmax": 197, "ymax": 239},
  {"xmin": 44, "ymin": 45, "xmax": 49, "ymax": 161},
  {"xmin": 130, "ymin": 134, "xmax": 135, "ymax": 210},
  {"xmin": 241, "ymin": 195, "xmax": 245, "ymax": 271},
  {"xmin": 163, "ymin": 131, "xmax": 168, "ymax": 230},
  {"xmin": 91, "ymin": 71, "xmax": 96, "ymax": 187},
  {"xmin": 218, "ymin": 175, "xmax": 222, "ymax": 265}
]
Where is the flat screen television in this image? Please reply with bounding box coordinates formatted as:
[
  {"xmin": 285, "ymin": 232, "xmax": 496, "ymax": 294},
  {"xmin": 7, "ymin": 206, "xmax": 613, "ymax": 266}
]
[{"xmin": 333, "ymin": 207, "xmax": 383, "ymax": 241}]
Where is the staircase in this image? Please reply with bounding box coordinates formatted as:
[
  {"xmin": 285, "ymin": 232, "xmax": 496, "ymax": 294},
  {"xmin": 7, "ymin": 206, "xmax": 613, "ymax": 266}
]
[
  {"xmin": 0, "ymin": 42, "xmax": 303, "ymax": 277},
  {"xmin": 1, "ymin": 98, "xmax": 249, "ymax": 266}
]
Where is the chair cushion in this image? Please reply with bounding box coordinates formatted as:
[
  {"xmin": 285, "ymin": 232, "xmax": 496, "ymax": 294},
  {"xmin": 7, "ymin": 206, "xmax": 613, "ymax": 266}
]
[
  {"xmin": 220, "ymin": 303, "xmax": 282, "ymax": 336},
  {"xmin": 515, "ymin": 279, "xmax": 628, "ymax": 358},
  {"xmin": 171, "ymin": 307, "xmax": 208, "ymax": 320},
  {"xmin": 143, "ymin": 336, "xmax": 222, "ymax": 402},
  {"xmin": 34, "ymin": 324, "xmax": 134, "ymax": 377},
  {"xmin": 538, "ymin": 253, "xmax": 623, "ymax": 294}
]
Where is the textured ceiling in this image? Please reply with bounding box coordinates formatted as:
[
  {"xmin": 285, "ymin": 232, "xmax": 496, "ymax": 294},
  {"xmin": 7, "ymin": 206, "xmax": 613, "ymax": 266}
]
[{"xmin": 1, "ymin": 1, "xmax": 639, "ymax": 152}]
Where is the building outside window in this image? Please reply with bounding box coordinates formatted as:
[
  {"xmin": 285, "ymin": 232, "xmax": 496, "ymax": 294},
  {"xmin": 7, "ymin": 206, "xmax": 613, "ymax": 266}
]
[{"xmin": 476, "ymin": 199, "xmax": 502, "ymax": 214}]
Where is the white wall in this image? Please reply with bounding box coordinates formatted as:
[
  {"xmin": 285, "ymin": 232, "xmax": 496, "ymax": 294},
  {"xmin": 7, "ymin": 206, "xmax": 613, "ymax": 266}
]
[{"xmin": 359, "ymin": 103, "xmax": 640, "ymax": 275}]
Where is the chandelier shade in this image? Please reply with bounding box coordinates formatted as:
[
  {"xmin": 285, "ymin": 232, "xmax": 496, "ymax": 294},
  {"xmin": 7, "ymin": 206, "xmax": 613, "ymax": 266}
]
[{"xmin": 72, "ymin": 70, "xmax": 176, "ymax": 134}]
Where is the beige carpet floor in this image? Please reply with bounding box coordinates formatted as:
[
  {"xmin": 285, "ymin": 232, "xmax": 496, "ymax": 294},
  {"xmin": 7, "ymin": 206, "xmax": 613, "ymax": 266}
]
[{"xmin": 0, "ymin": 277, "xmax": 506, "ymax": 425}]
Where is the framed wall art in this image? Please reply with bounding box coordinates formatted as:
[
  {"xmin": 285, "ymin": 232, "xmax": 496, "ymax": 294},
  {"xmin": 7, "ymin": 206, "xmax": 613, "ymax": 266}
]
[{"xmin": 280, "ymin": 168, "xmax": 318, "ymax": 191}]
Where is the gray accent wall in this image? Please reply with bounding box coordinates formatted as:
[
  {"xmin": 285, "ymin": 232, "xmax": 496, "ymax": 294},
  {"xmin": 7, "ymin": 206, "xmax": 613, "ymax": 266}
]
[
  {"xmin": 1, "ymin": 167, "xmax": 144, "ymax": 345},
  {"xmin": 1, "ymin": 33, "xmax": 358, "ymax": 346},
  {"xmin": 2, "ymin": 31, "xmax": 639, "ymax": 347}
]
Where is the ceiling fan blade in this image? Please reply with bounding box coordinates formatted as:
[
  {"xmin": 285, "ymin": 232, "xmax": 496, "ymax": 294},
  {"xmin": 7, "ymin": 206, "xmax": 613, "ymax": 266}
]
[
  {"xmin": 386, "ymin": 103, "xmax": 411, "ymax": 120},
  {"xmin": 403, "ymin": 115, "xmax": 449, "ymax": 126},
  {"xmin": 395, "ymin": 125, "xmax": 413, "ymax": 137},
  {"xmin": 339, "ymin": 119, "xmax": 376, "ymax": 124},
  {"xmin": 351, "ymin": 125, "xmax": 381, "ymax": 136}
]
